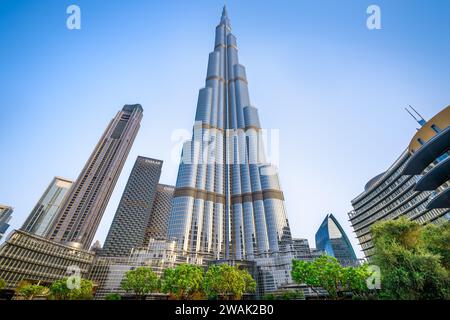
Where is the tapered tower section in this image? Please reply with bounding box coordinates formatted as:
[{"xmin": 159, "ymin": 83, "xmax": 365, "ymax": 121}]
[{"xmin": 168, "ymin": 7, "xmax": 293, "ymax": 263}]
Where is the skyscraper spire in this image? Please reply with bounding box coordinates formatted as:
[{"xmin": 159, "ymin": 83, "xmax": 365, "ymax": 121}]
[
  {"xmin": 222, "ymin": 5, "xmax": 228, "ymax": 18},
  {"xmin": 220, "ymin": 5, "xmax": 231, "ymax": 27}
]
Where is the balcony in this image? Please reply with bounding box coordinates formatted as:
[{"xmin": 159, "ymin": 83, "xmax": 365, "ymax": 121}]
[{"xmin": 403, "ymin": 126, "xmax": 450, "ymax": 175}]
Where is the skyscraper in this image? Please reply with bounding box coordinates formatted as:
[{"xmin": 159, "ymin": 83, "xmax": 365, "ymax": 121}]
[
  {"xmin": 47, "ymin": 104, "xmax": 143, "ymax": 249},
  {"xmin": 315, "ymin": 214, "xmax": 357, "ymax": 266},
  {"xmin": 21, "ymin": 177, "xmax": 73, "ymax": 237},
  {"xmin": 144, "ymin": 184, "xmax": 175, "ymax": 244},
  {"xmin": 102, "ymin": 157, "xmax": 163, "ymax": 257},
  {"xmin": 167, "ymin": 7, "xmax": 293, "ymax": 263},
  {"xmin": 0, "ymin": 205, "xmax": 13, "ymax": 241}
]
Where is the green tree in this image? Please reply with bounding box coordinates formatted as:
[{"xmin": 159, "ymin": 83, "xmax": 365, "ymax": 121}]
[
  {"xmin": 291, "ymin": 255, "xmax": 371, "ymax": 299},
  {"xmin": 371, "ymin": 218, "xmax": 450, "ymax": 300},
  {"xmin": 263, "ymin": 290, "xmax": 304, "ymax": 300},
  {"xmin": 422, "ymin": 222, "xmax": 450, "ymax": 270},
  {"xmin": 0, "ymin": 278, "xmax": 6, "ymax": 291},
  {"xmin": 121, "ymin": 267, "xmax": 159, "ymax": 300},
  {"xmin": 160, "ymin": 264, "xmax": 204, "ymax": 300},
  {"xmin": 262, "ymin": 293, "xmax": 275, "ymax": 300},
  {"xmin": 105, "ymin": 293, "xmax": 122, "ymax": 300},
  {"xmin": 49, "ymin": 278, "xmax": 94, "ymax": 300},
  {"xmin": 203, "ymin": 264, "xmax": 256, "ymax": 300},
  {"xmin": 279, "ymin": 290, "xmax": 304, "ymax": 300},
  {"xmin": 16, "ymin": 283, "xmax": 49, "ymax": 300},
  {"xmin": 342, "ymin": 264, "xmax": 372, "ymax": 296}
]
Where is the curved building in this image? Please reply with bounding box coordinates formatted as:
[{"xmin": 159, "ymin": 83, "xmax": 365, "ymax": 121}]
[
  {"xmin": 349, "ymin": 106, "xmax": 450, "ymax": 258},
  {"xmin": 315, "ymin": 214, "xmax": 357, "ymax": 266},
  {"xmin": 167, "ymin": 7, "xmax": 293, "ymax": 264}
]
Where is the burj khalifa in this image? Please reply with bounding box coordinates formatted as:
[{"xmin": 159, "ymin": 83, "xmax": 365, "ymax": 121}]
[{"xmin": 168, "ymin": 7, "xmax": 293, "ymax": 265}]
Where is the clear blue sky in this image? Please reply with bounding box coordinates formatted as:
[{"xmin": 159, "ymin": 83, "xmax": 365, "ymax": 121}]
[{"xmin": 1, "ymin": 0, "xmax": 449, "ymax": 257}]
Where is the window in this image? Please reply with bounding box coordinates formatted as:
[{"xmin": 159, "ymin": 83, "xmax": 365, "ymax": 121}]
[{"xmin": 431, "ymin": 124, "xmax": 441, "ymax": 134}]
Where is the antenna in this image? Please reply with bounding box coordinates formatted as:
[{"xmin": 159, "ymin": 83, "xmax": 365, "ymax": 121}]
[
  {"xmin": 409, "ymin": 105, "xmax": 426, "ymax": 123},
  {"xmin": 405, "ymin": 105, "xmax": 426, "ymax": 127},
  {"xmin": 405, "ymin": 107, "xmax": 418, "ymax": 122}
]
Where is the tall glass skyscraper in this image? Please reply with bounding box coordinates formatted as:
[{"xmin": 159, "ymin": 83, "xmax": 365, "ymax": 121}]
[
  {"xmin": 144, "ymin": 184, "xmax": 175, "ymax": 244},
  {"xmin": 47, "ymin": 104, "xmax": 143, "ymax": 249},
  {"xmin": 21, "ymin": 177, "xmax": 73, "ymax": 237},
  {"xmin": 167, "ymin": 7, "xmax": 293, "ymax": 263},
  {"xmin": 102, "ymin": 157, "xmax": 163, "ymax": 257},
  {"xmin": 0, "ymin": 205, "xmax": 13, "ymax": 241}
]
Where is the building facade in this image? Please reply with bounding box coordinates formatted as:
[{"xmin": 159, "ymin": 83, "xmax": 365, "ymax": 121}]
[
  {"xmin": 0, "ymin": 205, "xmax": 13, "ymax": 241},
  {"xmin": 315, "ymin": 214, "xmax": 357, "ymax": 266},
  {"xmin": 101, "ymin": 157, "xmax": 163, "ymax": 257},
  {"xmin": 89, "ymin": 239, "xmax": 179, "ymax": 299},
  {"xmin": 144, "ymin": 184, "xmax": 175, "ymax": 245},
  {"xmin": 402, "ymin": 107, "xmax": 450, "ymax": 210},
  {"xmin": 167, "ymin": 7, "xmax": 293, "ymax": 264},
  {"xmin": 47, "ymin": 104, "xmax": 143, "ymax": 250},
  {"xmin": 349, "ymin": 106, "xmax": 450, "ymax": 258},
  {"xmin": 0, "ymin": 230, "xmax": 94, "ymax": 289},
  {"xmin": 292, "ymin": 238, "xmax": 323, "ymax": 261},
  {"xmin": 21, "ymin": 177, "xmax": 73, "ymax": 237}
]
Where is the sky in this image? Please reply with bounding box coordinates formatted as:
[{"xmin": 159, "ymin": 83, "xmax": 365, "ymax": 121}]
[{"xmin": 1, "ymin": 0, "xmax": 449, "ymax": 257}]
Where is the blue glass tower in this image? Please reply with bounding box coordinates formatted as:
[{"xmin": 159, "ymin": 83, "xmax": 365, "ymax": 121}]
[
  {"xmin": 315, "ymin": 213, "xmax": 357, "ymax": 266},
  {"xmin": 0, "ymin": 205, "xmax": 13, "ymax": 241},
  {"xmin": 167, "ymin": 7, "xmax": 293, "ymax": 263}
]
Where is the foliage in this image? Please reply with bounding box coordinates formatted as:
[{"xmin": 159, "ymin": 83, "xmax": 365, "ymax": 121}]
[
  {"xmin": 263, "ymin": 293, "xmax": 275, "ymax": 300},
  {"xmin": 203, "ymin": 264, "xmax": 256, "ymax": 300},
  {"xmin": 160, "ymin": 264, "xmax": 204, "ymax": 300},
  {"xmin": 49, "ymin": 278, "xmax": 94, "ymax": 300},
  {"xmin": 105, "ymin": 293, "xmax": 122, "ymax": 300},
  {"xmin": 291, "ymin": 255, "xmax": 371, "ymax": 299},
  {"xmin": 0, "ymin": 278, "xmax": 6, "ymax": 290},
  {"xmin": 121, "ymin": 267, "xmax": 159, "ymax": 299},
  {"xmin": 263, "ymin": 290, "xmax": 304, "ymax": 300},
  {"xmin": 371, "ymin": 218, "xmax": 450, "ymax": 300},
  {"xmin": 421, "ymin": 222, "xmax": 450, "ymax": 270},
  {"xmin": 16, "ymin": 282, "xmax": 49, "ymax": 300}
]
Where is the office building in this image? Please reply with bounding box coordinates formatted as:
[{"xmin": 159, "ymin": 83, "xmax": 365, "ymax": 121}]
[
  {"xmin": 47, "ymin": 104, "xmax": 143, "ymax": 250},
  {"xmin": 102, "ymin": 157, "xmax": 163, "ymax": 257},
  {"xmin": 315, "ymin": 214, "xmax": 357, "ymax": 266},
  {"xmin": 0, "ymin": 230, "xmax": 94, "ymax": 289},
  {"xmin": 90, "ymin": 240, "xmax": 103, "ymax": 255},
  {"xmin": 349, "ymin": 106, "xmax": 450, "ymax": 258},
  {"xmin": 144, "ymin": 184, "xmax": 175, "ymax": 244},
  {"xmin": 0, "ymin": 205, "xmax": 13, "ymax": 241},
  {"xmin": 402, "ymin": 107, "xmax": 450, "ymax": 209},
  {"xmin": 89, "ymin": 239, "xmax": 179, "ymax": 299},
  {"xmin": 292, "ymin": 238, "xmax": 323, "ymax": 261},
  {"xmin": 21, "ymin": 177, "xmax": 73, "ymax": 237}
]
